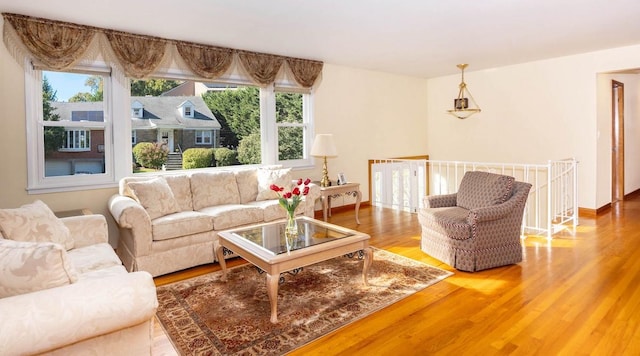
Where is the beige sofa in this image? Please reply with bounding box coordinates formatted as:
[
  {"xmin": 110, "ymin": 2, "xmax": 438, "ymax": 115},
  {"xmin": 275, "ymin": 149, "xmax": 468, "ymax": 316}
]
[
  {"xmin": 108, "ymin": 167, "xmax": 320, "ymax": 277},
  {"xmin": 0, "ymin": 201, "xmax": 158, "ymax": 355}
]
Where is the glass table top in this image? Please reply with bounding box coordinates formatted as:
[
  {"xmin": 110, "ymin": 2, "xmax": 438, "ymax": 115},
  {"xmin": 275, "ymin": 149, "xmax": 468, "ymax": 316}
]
[{"xmin": 229, "ymin": 218, "xmax": 354, "ymax": 255}]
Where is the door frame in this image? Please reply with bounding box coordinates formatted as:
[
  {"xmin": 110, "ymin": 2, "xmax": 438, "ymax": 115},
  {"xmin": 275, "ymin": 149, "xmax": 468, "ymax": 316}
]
[{"xmin": 612, "ymin": 80, "xmax": 624, "ymax": 203}]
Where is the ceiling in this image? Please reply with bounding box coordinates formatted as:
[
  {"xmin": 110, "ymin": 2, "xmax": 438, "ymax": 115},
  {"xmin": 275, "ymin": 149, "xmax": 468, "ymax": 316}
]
[{"xmin": 2, "ymin": 0, "xmax": 640, "ymax": 78}]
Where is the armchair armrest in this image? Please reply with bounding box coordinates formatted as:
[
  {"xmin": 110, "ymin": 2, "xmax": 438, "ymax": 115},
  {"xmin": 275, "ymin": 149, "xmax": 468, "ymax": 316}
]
[
  {"xmin": 0, "ymin": 271, "xmax": 157, "ymax": 355},
  {"xmin": 108, "ymin": 195, "xmax": 153, "ymax": 256},
  {"xmin": 467, "ymin": 192, "xmax": 523, "ymax": 224},
  {"xmin": 61, "ymin": 214, "xmax": 108, "ymax": 248},
  {"xmin": 423, "ymin": 193, "xmax": 457, "ymax": 208}
]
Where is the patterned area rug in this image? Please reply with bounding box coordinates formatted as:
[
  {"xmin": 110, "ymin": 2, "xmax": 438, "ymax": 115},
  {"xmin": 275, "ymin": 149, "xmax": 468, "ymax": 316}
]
[{"xmin": 156, "ymin": 248, "xmax": 452, "ymax": 355}]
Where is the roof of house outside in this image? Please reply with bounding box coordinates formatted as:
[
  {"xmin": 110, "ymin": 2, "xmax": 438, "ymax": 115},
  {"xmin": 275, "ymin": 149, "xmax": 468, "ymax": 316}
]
[{"xmin": 51, "ymin": 96, "xmax": 221, "ymax": 130}]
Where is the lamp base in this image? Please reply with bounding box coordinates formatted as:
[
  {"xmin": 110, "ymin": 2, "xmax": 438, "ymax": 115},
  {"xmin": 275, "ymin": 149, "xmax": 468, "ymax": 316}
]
[{"xmin": 320, "ymin": 157, "xmax": 330, "ymax": 187}]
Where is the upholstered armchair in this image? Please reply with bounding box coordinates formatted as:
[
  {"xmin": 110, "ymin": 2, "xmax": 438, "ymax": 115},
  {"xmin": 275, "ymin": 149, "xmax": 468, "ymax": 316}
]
[{"xmin": 418, "ymin": 171, "xmax": 532, "ymax": 272}]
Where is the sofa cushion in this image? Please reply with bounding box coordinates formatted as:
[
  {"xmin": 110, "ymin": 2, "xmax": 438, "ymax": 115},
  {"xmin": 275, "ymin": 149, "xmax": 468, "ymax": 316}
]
[
  {"xmin": 0, "ymin": 200, "xmax": 74, "ymax": 250},
  {"xmin": 66, "ymin": 243, "xmax": 122, "ymax": 274},
  {"xmin": 191, "ymin": 171, "xmax": 241, "ymax": 210},
  {"xmin": 456, "ymin": 171, "xmax": 515, "ymax": 210},
  {"xmin": 164, "ymin": 174, "xmax": 193, "ymax": 211},
  {"xmin": 198, "ymin": 205, "xmax": 263, "ymax": 230},
  {"xmin": 127, "ymin": 177, "xmax": 181, "ymax": 220},
  {"xmin": 235, "ymin": 169, "xmax": 259, "ymax": 203},
  {"xmin": 419, "ymin": 206, "xmax": 471, "ymax": 240},
  {"xmin": 0, "ymin": 239, "xmax": 78, "ymax": 298},
  {"xmin": 256, "ymin": 168, "xmax": 292, "ymax": 201},
  {"xmin": 151, "ymin": 211, "xmax": 214, "ymax": 241}
]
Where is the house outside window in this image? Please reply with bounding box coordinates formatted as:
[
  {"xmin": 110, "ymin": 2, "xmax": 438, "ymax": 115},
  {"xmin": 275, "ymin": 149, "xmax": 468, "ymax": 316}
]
[
  {"xmin": 60, "ymin": 129, "xmax": 91, "ymax": 151},
  {"xmin": 195, "ymin": 130, "xmax": 212, "ymax": 145},
  {"xmin": 132, "ymin": 130, "xmax": 137, "ymax": 145}
]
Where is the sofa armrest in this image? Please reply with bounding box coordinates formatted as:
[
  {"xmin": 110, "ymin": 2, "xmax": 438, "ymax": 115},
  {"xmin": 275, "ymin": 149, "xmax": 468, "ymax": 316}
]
[
  {"xmin": 61, "ymin": 214, "xmax": 108, "ymax": 248},
  {"xmin": 108, "ymin": 194, "xmax": 153, "ymax": 256},
  {"xmin": 0, "ymin": 271, "xmax": 157, "ymax": 355},
  {"xmin": 423, "ymin": 193, "xmax": 457, "ymax": 208}
]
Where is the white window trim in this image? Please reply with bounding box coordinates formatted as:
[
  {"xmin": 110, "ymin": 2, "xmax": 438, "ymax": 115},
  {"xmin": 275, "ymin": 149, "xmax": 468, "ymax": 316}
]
[
  {"xmin": 271, "ymin": 86, "xmax": 314, "ymax": 168},
  {"xmin": 59, "ymin": 129, "xmax": 91, "ymax": 151},
  {"xmin": 195, "ymin": 130, "xmax": 212, "ymax": 145},
  {"xmin": 25, "ymin": 61, "xmax": 130, "ymax": 193}
]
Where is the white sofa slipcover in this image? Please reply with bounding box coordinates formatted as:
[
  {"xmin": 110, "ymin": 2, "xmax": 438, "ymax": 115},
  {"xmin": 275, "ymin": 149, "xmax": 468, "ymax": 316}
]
[
  {"xmin": 108, "ymin": 167, "xmax": 320, "ymax": 277},
  {"xmin": 0, "ymin": 213, "xmax": 158, "ymax": 355}
]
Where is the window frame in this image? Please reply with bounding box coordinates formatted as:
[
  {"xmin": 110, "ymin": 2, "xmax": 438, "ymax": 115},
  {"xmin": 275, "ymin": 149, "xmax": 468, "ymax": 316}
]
[
  {"xmin": 59, "ymin": 129, "xmax": 91, "ymax": 152},
  {"xmin": 195, "ymin": 130, "xmax": 212, "ymax": 145},
  {"xmin": 25, "ymin": 62, "xmax": 130, "ymax": 193}
]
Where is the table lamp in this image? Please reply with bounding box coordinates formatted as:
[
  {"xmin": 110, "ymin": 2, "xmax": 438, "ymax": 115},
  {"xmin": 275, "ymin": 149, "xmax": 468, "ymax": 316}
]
[{"xmin": 310, "ymin": 134, "xmax": 338, "ymax": 187}]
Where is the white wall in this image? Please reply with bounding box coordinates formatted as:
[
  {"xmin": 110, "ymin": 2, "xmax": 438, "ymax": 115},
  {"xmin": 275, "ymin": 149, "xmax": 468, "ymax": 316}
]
[{"xmin": 426, "ymin": 45, "xmax": 640, "ymax": 210}]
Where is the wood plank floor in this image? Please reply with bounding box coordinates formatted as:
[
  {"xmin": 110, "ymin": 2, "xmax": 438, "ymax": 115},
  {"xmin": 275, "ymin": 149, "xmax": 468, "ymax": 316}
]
[{"xmin": 152, "ymin": 194, "xmax": 640, "ymax": 355}]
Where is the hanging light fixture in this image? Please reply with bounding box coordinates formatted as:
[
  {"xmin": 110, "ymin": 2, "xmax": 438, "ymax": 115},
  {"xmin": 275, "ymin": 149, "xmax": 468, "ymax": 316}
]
[{"xmin": 447, "ymin": 64, "xmax": 481, "ymax": 119}]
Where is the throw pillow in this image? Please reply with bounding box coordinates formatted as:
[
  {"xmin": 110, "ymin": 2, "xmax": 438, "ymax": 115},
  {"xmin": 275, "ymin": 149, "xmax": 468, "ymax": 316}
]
[
  {"xmin": 0, "ymin": 239, "xmax": 79, "ymax": 298},
  {"xmin": 256, "ymin": 168, "xmax": 292, "ymax": 201},
  {"xmin": 456, "ymin": 171, "xmax": 515, "ymax": 210},
  {"xmin": 0, "ymin": 200, "xmax": 74, "ymax": 250},
  {"xmin": 127, "ymin": 177, "xmax": 181, "ymax": 220},
  {"xmin": 164, "ymin": 175, "xmax": 193, "ymax": 211}
]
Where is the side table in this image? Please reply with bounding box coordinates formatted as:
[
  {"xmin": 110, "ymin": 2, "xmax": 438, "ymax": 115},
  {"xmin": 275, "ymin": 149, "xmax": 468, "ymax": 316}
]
[{"xmin": 319, "ymin": 182, "xmax": 361, "ymax": 224}]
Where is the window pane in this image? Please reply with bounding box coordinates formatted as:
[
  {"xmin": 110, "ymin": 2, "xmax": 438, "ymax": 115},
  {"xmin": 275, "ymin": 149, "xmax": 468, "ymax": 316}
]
[
  {"xmin": 44, "ymin": 128, "xmax": 105, "ymax": 176},
  {"xmin": 202, "ymin": 84, "xmax": 260, "ymax": 166},
  {"xmin": 276, "ymin": 92, "xmax": 302, "ymax": 123},
  {"xmin": 278, "ymin": 126, "xmax": 303, "ymax": 160},
  {"xmin": 43, "ymin": 71, "xmax": 106, "ymax": 177}
]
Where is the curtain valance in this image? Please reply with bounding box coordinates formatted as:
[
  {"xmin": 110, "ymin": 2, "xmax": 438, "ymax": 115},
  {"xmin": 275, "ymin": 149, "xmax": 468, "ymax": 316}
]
[{"xmin": 2, "ymin": 12, "xmax": 323, "ymax": 88}]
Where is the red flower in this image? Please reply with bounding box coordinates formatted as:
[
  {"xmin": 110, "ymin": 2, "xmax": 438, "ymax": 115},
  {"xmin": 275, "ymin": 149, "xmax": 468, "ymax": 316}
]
[
  {"xmin": 303, "ymin": 186, "xmax": 310, "ymax": 195},
  {"xmin": 270, "ymin": 184, "xmax": 284, "ymax": 192},
  {"xmin": 292, "ymin": 187, "xmax": 301, "ymax": 196},
  {"xmin": 304, "ymin": 178, "xmax": 311, "ymax": 185},
  {"xmin": 297, "ymin": 178, "xmax": 303, "ymax": 186}
]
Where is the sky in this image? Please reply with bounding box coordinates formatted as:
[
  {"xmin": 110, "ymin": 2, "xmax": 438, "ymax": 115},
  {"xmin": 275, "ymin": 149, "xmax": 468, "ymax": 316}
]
[{"xmin": 43, "ymin": 71, "xmax": 91, "ymax": 102}]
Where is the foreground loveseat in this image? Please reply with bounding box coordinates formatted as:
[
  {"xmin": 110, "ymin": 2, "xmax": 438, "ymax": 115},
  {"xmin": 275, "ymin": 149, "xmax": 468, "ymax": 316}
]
[
  {"xmin": 108, "ymin": 167, "xmax": 320, "ymax": 277},
  {"xmin": 418, "ymin": 171, "xmax": 532, "ymax": 272},
  {"xmin": 0, "ymin": 200, "xmax": 158, "ymax": 355}
]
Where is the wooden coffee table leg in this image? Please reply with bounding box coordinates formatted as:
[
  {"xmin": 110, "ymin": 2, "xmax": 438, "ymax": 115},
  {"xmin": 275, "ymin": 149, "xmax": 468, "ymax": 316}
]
[
  {"xmin": 266, "ymin": 273, "xmax": 279, "ymax": 323},
  {"xmin": 214, "ymin": 241, "xmax": 227, "ymax": 282},
  {"xmin": 362, "ymin": 247, "xmax": 373, "ymax": 285}
]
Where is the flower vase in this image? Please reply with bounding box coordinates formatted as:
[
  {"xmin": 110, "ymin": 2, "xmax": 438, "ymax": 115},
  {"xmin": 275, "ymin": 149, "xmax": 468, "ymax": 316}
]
[{"xmin": 285, "ymin": 211, "xmax": 298, "ymax": 239}]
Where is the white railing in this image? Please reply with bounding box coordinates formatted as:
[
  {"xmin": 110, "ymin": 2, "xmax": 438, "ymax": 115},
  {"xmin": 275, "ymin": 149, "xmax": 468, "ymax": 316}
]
[{"xmin": 370, "ymin": 158, "xmax": 579, "ymax": 239}]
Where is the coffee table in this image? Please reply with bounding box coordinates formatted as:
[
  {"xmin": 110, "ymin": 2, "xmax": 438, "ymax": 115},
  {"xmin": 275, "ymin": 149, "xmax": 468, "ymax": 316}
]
[{"xmin": 214, "ymin": 216, "xmax": 372, "ymax": 323}]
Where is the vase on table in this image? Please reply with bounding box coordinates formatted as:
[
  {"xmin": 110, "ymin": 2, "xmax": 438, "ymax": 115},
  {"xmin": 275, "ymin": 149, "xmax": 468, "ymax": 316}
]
[{"xmin": 285, "ymin": 209, "xmax": 298, "ymax": 239}]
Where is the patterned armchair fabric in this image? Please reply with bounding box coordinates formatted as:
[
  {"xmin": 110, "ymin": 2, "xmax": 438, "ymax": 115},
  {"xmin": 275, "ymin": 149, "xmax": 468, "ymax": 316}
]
[{"xmin": 418, "ymin": 171, "xmax": 532, "ymax": 272}]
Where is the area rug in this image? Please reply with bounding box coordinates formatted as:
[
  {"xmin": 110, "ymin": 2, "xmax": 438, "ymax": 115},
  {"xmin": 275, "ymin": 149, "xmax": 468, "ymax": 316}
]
[{"xmin": 156, "ymin": 248, "xmax": 452, "ymax": 355}]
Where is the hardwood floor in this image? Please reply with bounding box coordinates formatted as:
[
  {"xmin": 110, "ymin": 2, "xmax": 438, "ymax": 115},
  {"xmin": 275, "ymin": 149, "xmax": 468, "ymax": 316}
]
[{"xmin": 152, "ymin": 195, "xmax": 640, "ymax": 355}]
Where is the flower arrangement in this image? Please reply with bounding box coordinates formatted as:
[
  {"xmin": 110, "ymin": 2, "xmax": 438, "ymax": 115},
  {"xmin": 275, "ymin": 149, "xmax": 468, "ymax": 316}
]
[{"xmin": 270, "ymin": 178, "xmax": 312, "ymax": 217}]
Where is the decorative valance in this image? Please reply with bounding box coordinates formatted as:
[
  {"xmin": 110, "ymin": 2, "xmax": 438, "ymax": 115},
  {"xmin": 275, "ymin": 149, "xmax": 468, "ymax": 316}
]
[
  {"xmin": 2, "ymin": 12, "xmax": 323, "ymax": 88},
  {"xmin": 176, "ymin": 42, "xmax": 235, "ymax": 79}
]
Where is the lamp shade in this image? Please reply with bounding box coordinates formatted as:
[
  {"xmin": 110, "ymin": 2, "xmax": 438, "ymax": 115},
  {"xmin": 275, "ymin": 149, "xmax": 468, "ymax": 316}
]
[{"xmin": 310, "ymin": 134, "xmax": 338, "ymax": 157}]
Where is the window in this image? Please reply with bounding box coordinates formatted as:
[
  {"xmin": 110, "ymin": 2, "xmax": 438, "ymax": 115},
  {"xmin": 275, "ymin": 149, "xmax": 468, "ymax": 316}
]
[
  {"xmin": 132, "ymin": 130, "xmax": 137, "ymax": 145},
  {"xmin": 184, "ymin": 105, "xmax": 193, "ymax": 118},
  {"xmin": 60, "ymin": 129, "xmax": 91, "ymax": 151},
  {"xmin": 195, "ymin": 130, "xmax": 212, "ymax": 145},
  {"xmin": 275, "ymin": 91, "xmax": 306, "ymax": 162},
  {"xmin": 26, "ymin": 67, "xmax": 130, "ymax": 192}
]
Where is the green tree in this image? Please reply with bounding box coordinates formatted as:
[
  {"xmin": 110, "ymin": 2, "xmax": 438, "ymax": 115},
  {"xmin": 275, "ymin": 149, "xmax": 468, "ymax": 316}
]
[
  {"xmin": 237, "ymin": 132, "xmax": 261, "ymax": 164},
  {"xmin": 276, "ymin": 92, "xmax": 303, "ymax": 160},
  {"xmin": 69, "ymin": 75, "xmax": 103, "ymax": 102},
  {"xmin": 202, "ymin": 86, "xmax": 260, "ymax": 148},
  {"xmin": 130, "ymin": 79, "xmax": 181, "ymax": 96},
  {"xmin": 42, "ymin": 75, "xmax": 65, "ymax": 155}
]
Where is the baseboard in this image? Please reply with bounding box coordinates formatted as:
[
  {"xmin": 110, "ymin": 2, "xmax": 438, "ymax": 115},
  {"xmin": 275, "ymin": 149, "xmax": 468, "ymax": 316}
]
[
  {"xmin": 579, "ymin": 188, "xmax": 640, "ymax": 217},
  {"xmin": 313, "ymin": 201, "xmax": 371, "ymax": 219}
]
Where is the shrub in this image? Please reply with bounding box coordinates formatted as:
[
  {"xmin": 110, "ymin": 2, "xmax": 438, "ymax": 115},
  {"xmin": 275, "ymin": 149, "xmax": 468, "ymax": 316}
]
[
  {"xmin": 183, "ymin": 148, "xmax": 214, "ymax": 169},
  {"xmin": 237, "ymin": 133, "xmax": 261, "ymax": 164},
  {"xmin": 132, "ymin": 142, "xmax": 168, "ymax": 169},
  {"xmin": 214, "ymin": 147, "xmax": 237, "ymax": 167}
]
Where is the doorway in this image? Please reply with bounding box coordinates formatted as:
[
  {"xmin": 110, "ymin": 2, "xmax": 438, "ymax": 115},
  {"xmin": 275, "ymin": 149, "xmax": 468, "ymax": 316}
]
[{"xmin": 612, "ymin": 80, "xmax": 624, "ymax": 203}]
